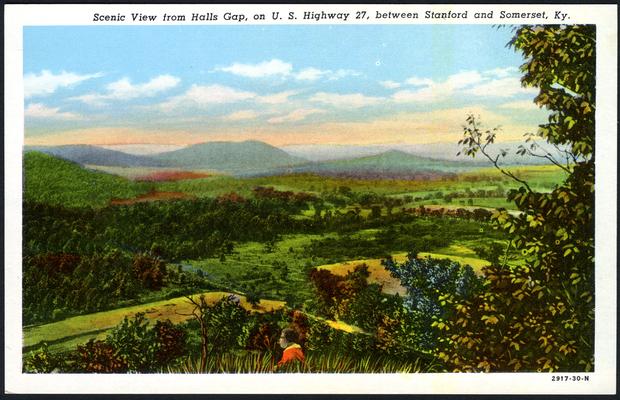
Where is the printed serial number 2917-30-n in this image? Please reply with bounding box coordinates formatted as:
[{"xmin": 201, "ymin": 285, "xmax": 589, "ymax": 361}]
[{"xmin": 552, "ymin": 375, "xmax": 590, "ymax": 382}]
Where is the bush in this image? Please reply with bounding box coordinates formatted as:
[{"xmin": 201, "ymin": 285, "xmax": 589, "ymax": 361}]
[
  {"xmin": 23, "ymin": 343, "xmax": 64, "ymax": 373},
  {"xmin": 104, "ymin": 313, "xmax": 187, "ymax": 372},
  {"xmin": 75, "ymin": 339, "xmax": 127, "ymax": 373},
  {"xmin": 383, "ymin": 255, "xmax": 483, "ymax": 351},
  {"xmin": 70, "ymin": 314, "xmax": 187, "ymax": 373}
]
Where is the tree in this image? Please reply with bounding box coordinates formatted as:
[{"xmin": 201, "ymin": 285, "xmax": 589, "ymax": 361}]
[
  {"xmin": 445, "ymin": 25, "xmax": 595, "ymax": 372},
  {"xmin": 182, "ymin": 295, "xmax": 248, "ymax": 372},
  {"xmin": 383, "ymin": 255, "xmax": 483, "ymax": 351}
]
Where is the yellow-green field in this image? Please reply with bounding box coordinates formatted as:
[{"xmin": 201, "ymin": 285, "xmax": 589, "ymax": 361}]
[
  {"xmin": 317, "ymin": 249, "xmax": 491, "ymax": 295},
  {"xmin": 317, "ymin": 254, "xmax": 409, "ymax": 295},
  {"xmin": 417, "ymin": 253, "xmax": 489, "ymax": 275},
  {"xmin": 24, "ymin": 292, "xmax": 285, "ymax": 353}
]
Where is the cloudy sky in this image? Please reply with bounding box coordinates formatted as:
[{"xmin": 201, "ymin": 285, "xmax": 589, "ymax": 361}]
[{"xmin": 24, "ymin": 25, "xmax": 548, "ymax": 148}]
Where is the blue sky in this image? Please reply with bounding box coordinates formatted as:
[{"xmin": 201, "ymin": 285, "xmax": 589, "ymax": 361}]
[{"xmin": 24, "ymin": 25, "xmax": 548, "ymax": 147}]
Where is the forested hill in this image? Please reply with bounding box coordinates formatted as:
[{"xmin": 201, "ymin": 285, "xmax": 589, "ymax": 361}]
[{"xmin": 24, "ymin": 151, "xmax": 149, "ymax": 207}]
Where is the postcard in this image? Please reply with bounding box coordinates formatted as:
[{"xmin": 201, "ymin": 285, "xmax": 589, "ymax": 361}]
[{"xmin": 4, "ymin": 3, "xmax": 617, "ymax": 395}]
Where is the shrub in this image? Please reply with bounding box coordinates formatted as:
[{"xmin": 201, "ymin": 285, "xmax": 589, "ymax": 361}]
[
  {"xmin": 154, "ymin": 320, "xmax": 188, "ymax": 367},
  {"xmin": 75, "ymin": 339, "xmax": 127, "ymax": 373},
  {"xmin": 23, "ymin": 343, "xmax": 64, "ymax": 373},
  {"xmin": 71, "ymin": 314, "xmax": 188, "ymax": 373}
]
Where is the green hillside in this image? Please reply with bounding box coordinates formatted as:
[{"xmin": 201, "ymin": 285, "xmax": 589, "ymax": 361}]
[{"xmin": 24, "ymin": 151, "xmax": 150, "ymax": 208}]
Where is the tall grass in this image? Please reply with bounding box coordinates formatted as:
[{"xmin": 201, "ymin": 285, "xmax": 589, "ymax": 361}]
[{"xmin": 168, "ymin": 351, "xmax": 442, "ymax": 373}]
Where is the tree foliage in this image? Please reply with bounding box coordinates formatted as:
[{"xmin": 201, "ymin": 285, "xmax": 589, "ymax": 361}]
[
  {"xmin": 183, "ymin": 296, "xmax": 248, "ymax": 372},
  {"xmin": 446, "ymin": 25, "xmax": 595, "ymax": 372},
  {"xmin": 384, "ymin": 254, "xmax": 483, "ymax": 351}
]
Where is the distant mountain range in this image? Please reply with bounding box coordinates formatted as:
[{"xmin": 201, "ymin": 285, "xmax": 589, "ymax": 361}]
[
  {"xmin": 25, "ymin": 141, "xmax": 308, "ymax": 175},
  {"xmin": 283, "ymin": 150, "xmax": 478, "ymax": 179},
  {"xmin": 282, "ymin": 141, "xmax": 563, "ymax": 165},
  {"xmin": 25, "ymin": 139, "xmax": 558, "ymax": 177}
]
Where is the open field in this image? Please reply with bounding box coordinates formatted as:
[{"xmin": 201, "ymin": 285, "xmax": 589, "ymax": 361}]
[
  {"xmin": 317, "ymin": 254, "xmax": 409, "ymax": 295},
  {"xmin": 317, "ymin": 247, "xmax": 492, "ymax": 294},
  {"xmin": 24, "ymin": 292, "xmax": 286, "ymax": 353},
  {"xmin": 23, "ymin": 290, "xmax": 365, "ymax": 354},
  {"xmin": 142, "ymin": 165, "xmax": 567, "ymax": 199},
  {"xmin": 186, "ymin": 234, "xmax": 338, "ymax": 301}
]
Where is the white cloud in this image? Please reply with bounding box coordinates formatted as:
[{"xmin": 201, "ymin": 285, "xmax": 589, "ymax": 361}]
[
  {"xmin": 394, "ymin": 71, "xmax": 482, "ymax": 103},
  {"xmin": 218, "ymin": 59, "xmax": 359, "ymax": 82},
  {"xmin": 72, "ymin": 75, "xmax": 180, "ymax": 105},
  {"xmin": 25, "ymin": 103, "xmax": 82, "ymax": 120},
  {"xmin": 310, "ymin": 92, "xmax": 384, "ymax": 108},
  {"xmin": 484, "ymin": 66, "xmax": 519, "ymax": 78},
  {"xmin": 404, "ymin": 77, "xmax": 434, "ymax": 87},
  {"xmin": 498, "ymin": 100, "xmax": 541, "ymax": 110},
  {"xmin": 219, "ymin": 59, "xmax": 292, "ymax": 78},
  {"xmin": 107, "ymin": 75, "xmax": 180, "ymax": 98},
  {"xmin": 267, "ymin": 108, "xmax": 325, "ymax": 124},
  {"xmin": 295, "ymin": 67, "xmax": 326, "ymax": 81},
  {"xmin": 464, "ymin": 77, "xmax": 538, "ymax": 98},
  {"xmin": 393, "ymin": 69, "xmax": 536, "ymax": 103},
  {"xmin": 24, "ymin": 70, "xmax": 103, "ymax": 98},
  {"xmin": 329, "ymin": 69, "xmax": 361, "ymax": 80},
  {"xmin": 380, "ymin": 80, "xmax": 401, "ymax": 89},
  {"xmin": 159, "ymin": 84, "xmax": 256, "ymax": 111},
  {"xmin": 444, "ymin": 71, "xmax": 484, "ymax": 89},
  {"xmin": 392, "ymin": 88, "xmax": 443, "ymax": 103},
  {"xmin": 257, "ymin": 90, "xmax": 298, "ymax": 105},
  {"xmin": 221, "ymin": 110, "xmax": 261, "ymax": 121},
  {"xmin": 295, "ymin": 68, "xmax": 359, "ymax": 81},
  {"xmin": 289, "ymin": 106, "xmax": 538, "ymax": 145}
]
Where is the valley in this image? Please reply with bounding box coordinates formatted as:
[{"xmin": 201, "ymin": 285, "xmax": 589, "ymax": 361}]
[{"xmin": 22, "ymin": 140, "xmax": 568, "ymax": 373}]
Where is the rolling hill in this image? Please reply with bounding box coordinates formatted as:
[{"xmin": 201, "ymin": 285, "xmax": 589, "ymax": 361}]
[
  {"xmin": 24, "ymin": 145, "xmax": 167, "ymax": 167},
  {"xmin": 23, "ymin": 151, "xmax": 149, "ymax": 207},
  {"xmin": 288, "ymin": 150, "xmax": 481, "ymax": 179},
  {"xmin": 152, "ymin": 140, "xmax": 307, "ymax": 174},
  {"xmin": 282, "ymin": 141, "xmax": 565, "ymax": 165}
]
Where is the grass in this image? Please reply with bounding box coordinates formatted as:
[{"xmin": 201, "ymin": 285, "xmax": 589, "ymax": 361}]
[
  {"xmin": 23, "ymin": 291, "xmax": 285, "ymax": 353},
  {"xmin": 187, "ymin": 233, "xmax": 342, "ymax": 301},
  {"xmin": 317, "ymin": 245, "xmax": 493, "ymax": 289},
  {"xmin": 171, "ymin": 351, "xmax": 441, "ymax": 373}
]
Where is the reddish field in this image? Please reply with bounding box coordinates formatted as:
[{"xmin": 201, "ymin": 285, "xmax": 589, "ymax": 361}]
[
  {"xmin": 111, "ymin": 191, "xmax": 193, "ymax": 205},
  {"xmin": 135, "ymin": 171, "xmax": 211, "ymax": 182}
]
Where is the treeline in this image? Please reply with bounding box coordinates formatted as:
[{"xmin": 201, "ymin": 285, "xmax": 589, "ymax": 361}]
[
  {"xmin": 24, "ymin": 196, "xmax": 299, "ymax": 262},
  {"xmin": 23, "ymin": 250, "xmax": 211, "ymax": 325}
]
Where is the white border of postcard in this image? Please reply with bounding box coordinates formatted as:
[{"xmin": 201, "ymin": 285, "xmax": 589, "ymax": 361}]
[{"xmin": 4, "ymin": 3, "xmax": 617, "ymax": 395}]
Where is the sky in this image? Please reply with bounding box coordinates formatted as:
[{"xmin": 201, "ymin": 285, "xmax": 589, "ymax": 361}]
[{"xmin": 23, "ymin": 25, "xmax": 549, "ymax": 148}]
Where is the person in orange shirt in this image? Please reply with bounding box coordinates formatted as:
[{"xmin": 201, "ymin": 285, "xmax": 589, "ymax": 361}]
[{"xmin": 277, "ymin": 328, "xmax": 305, "ymax": 368}]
